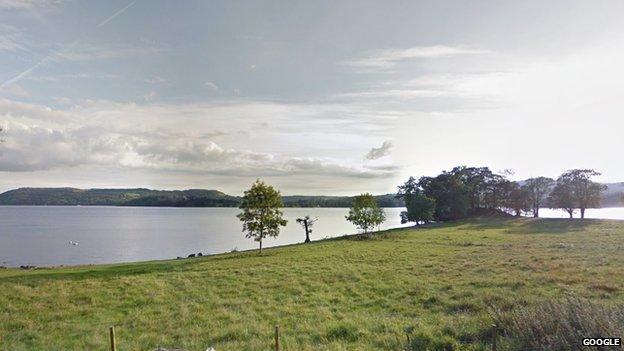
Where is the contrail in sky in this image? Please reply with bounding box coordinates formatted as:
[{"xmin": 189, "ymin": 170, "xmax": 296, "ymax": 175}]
[
  {"xmin": 1, "ymin": 1, "xmax": 138, "ymax": 88},
  {"xmin": 1, "ymin": 56, "xmax": 50, "ymax": 88},
  {"xmin": 97, "ymin": 0, "xmax": 136, "ymax": 27}
]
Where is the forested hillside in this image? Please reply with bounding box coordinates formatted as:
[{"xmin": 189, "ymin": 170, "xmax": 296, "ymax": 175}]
[{"xmin": 0, "ymin": 188, "xmax": 404, "ymax": 208}]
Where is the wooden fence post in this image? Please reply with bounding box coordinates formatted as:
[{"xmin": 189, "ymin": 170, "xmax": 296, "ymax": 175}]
[
  {"xmin": 491, "ymin": 324, "xmax": 497, "ymax": 351},
  {"xmin": 404, "ymin": 325, "xmax": 414, "ymax": 351},
  {"xmin": 275, "ymin": 325, "xmax": 280, "ymax": 351},
  {"xmin": 109, "ymin": 326, "xmax": 116, "ymax": 351}
]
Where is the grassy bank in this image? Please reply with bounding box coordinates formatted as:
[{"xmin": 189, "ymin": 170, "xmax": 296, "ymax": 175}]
[{"xmin": 1, "ymin": 218, "xmax": 624, "ymax": 350}]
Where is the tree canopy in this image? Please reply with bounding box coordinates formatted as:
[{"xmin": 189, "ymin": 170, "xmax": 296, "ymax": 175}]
[
  {"xmin": 397, "ymin": 166, "xmax": 608, "ymax": 222},
  {"xmin": 548, "ymin": 179, "xmax": 576, "ymax": 218},
  {"xmin": 236, "ymin": 180, "xmax": 287, "ymax": 253},
  {"xmin": 556, "ymin": 169, "xmax": 606, "ymax": 219},
  {"xmin": 396, "ymin": 177, "xmax": 435, "ymax": 225},
  {"xmin": 346, "ymin": 193, "xmax": 386, "ymax": 234},
  {"xmin": 522, "ymin": 177, "xmax": 555, "ymax": 218}
]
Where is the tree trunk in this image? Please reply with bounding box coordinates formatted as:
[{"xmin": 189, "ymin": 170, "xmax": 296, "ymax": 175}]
[
  {"xmin": 304, "ymin": 221, "xmax": 310, "ymax": 243},
  {"xmin": 567, "ymin": 209, "xmax": 573, "ymax": 218},
  {"xmin": 259, "ymin": 237, "xmax": 263, "ymax": 254},
  {"xmin": 580, "ymin": 207, "xmax": 585, "ymax": 219},
  {"xmin": 533, "ymin": 206, "xmax": 539, "ymax": 218}
]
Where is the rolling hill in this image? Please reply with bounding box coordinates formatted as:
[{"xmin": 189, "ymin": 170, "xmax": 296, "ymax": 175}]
[{"xmin": 0, "ymin": 187, "xmax": 404, "ymax": 208}]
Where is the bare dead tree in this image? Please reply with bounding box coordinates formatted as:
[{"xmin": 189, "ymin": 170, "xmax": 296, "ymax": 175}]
[{"xmin": 296, "ymin": 215, "xmax": 317, "ymax": 243}]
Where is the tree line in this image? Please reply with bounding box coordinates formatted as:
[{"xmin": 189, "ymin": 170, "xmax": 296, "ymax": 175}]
[
  {"xmin": 396, "ymin": 166, "xmax": 606, "ymax": 225},
  {"xmin": 236, "ymin": 168, "xmax": 607, "ymax": 253},
  {"xmin": 236, "ymin": 181, "xmax": 387, "ymax": 253}
]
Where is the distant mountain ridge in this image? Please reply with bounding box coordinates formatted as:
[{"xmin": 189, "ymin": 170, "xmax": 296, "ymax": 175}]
[
  {"xmin": 0, "ymin": 187, "xmax": 404, "ymax": 208},
  {"xmin": 602, "ymin": 182, "xmax": 624, "ymax": 207}
]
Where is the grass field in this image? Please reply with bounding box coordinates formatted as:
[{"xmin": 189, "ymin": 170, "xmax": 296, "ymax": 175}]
[{"xmin": 1, "ymin": 218, "xmax": 624, "ymax": 350}]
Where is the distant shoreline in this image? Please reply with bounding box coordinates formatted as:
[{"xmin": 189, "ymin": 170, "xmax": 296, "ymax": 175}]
[
  {"xmin": 0, "ymin": 204, "xmax": 406, "ymax": 208},
  {"xmin": 0, "ymin": 187, "xmax": 405, "ymax": 208},
  {"xmin": 0, "ymin": 184, "xmax": 621, "ymax": 207}
]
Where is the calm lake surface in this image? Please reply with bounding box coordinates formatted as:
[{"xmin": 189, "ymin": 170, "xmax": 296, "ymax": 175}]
[
  {"xmin": 0, "ymin": 206, "xmax": 409, "ymax": 267},
  {"xmin": 538, "ymin": 207, "xmax": 624, "ymax": 220},
  {"xmin": 2, "ymin": 206, "xmax": 623, "ymax": 267}
]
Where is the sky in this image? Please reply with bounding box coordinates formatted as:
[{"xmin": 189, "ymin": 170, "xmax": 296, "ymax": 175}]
[{"xmin": 0, "ymin": 0, "xmax": 623, "ymax": 195}]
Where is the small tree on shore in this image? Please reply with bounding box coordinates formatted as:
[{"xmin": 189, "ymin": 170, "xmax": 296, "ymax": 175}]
[
  {"xmin": 558, "ymin": 169, "xmax": 606, "ymax": 219},
  {"xmin": 237, "ymin": 180, "xmax": 287, "ymax": 254},
  {"xmin": 296, "ymin": 215, "xmax": 317, "ymax": 243},
  {"xmin": 522, "ymin": 177, "xmax": 554, "ymax": 217},
  {"xmin": 548, "ymin": 178, "xmax": 577, "ymax": 218},
  {"xmin": 396, "ymin": 177, "xmax": 435, "ymax": 225},
  {"xmin": 346, "ymin": 193, "xmax": 386, "ymax": 235},
  {"xmin": 401, "ymin": 193, "xmax": 436, "ymax": 225},
  {"xmin": 505, "ymin": 182, "xmax": 531, "ymax": 216}
]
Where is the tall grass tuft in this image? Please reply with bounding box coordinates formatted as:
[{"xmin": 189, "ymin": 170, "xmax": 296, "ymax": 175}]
[{"xmin": 493, "ymin": 297, "xmax": 624, "ymax": 350}]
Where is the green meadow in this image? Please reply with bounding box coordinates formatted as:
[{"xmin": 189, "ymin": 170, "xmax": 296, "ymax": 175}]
[{"xmin": 1, "ymin": 218, "xmax": 624, "ymax": 350}]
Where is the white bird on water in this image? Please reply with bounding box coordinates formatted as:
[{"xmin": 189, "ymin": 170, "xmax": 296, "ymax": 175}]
[{"xmin": 68, "ymin": 241, "xmax": 79, "ymax": 246}]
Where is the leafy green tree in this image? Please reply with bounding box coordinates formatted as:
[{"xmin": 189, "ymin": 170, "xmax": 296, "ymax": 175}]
[
  {"xmin": 346, "ymin": 193, "xmax": 386, "ymax": 234},
  {"xmin": 419, "ymin": 171, "xmax": 470, "ymax": 221},
  {"xmin": 505, "ymin": 182, "xmax": 531, "ymax": 216},
  {"xmin": 396, "ymin": 176, "xmax": 420, "ymax": 198},
  {"xmin": 483, "ymin": 176, "xmax": 513, "ymax": 210},
  {"xmin": 548, "ymin": 177, "xmax": 577, "ymax": 218},
  {"xmin": 401, "ymin": 193, "xmax": 436, "ymax": 225},
  {"xmin": 296, "ymin": 215, "xmax": 317, "ymax": 243},
  {"xmin": 454, "ymin": 166, "xmax": 495, "ymax": 210},
  {"xmin": 522, "ymin": 177, "xmax": 554, "ymax": 217},
  {"xmin": 237, "ymin": 180, "xmax": 287, "ymax": 253},
  {"xmin": 396, "ymin": 177, "xmax": 435, "ymax": 225},
  {"xmin": 558, "ymin": 169, "xmax": 606, "ymax": 219}
]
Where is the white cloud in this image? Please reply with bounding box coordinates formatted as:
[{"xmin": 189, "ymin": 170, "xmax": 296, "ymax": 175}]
[
  {"xmin": 0, "ymin": 33, "xmax": 25, "ymax": 51},
  {"xmin": 26, "ymin": 73, "xmax": 121, "ymax": 82},
  {"xmin": 142, "ymin": 91, "xmax": 157, "ymax": 101},
  {"xmin": 57, "ymin": 43, "xmax": 162, "ymax": 61},
  {"xmin": 145, "ymin": 76, "xmax": 167, "ymax": 84},
  {"xmin": 0, "ymin": 98, "xmax": 67, "ymax": 122},
  {"xmin": 0, "ymin": 24, "xmax": 28, "ymax": 52},
  {"xmin": 343, "ymin": 45, "xmax": 492, "ymax": 70},
  {"xmin": 0, "ymin": 0, "xmax": 37, "ymax": 9},
  {"xmin": 0, "ymin": 121, "xmax": 395, "ymax": 178},
  {"xmin": 0, "ymin": 84, "xmax": 29, "ymax": 97},
  {"xmin": 1, "ymin": 42, "xmax": 159, "ymax": 88},
  {"xmin": 53, "ymin": 97, "xmax": 72, "ymax": 105},
  {"xmin": 336, "ymin": 89, "xmax": 450, "ymax": 100},
  {"xmin": 0, "ymin": 123, "xmax": 122, "ymax": 171},
  {"xmin": 364, "ymin": 140, "xmax": 393, "ymax": 160},
  {"xmin": 204, "ymin": 81, "xmax": 219, "ymax": 92},
  {"xmin": 0, "ymin": 0, "xmax": 64, "ymax": 10},
  {"xmin": 0, "ymin": 98, "xmax": 398, "ymax": 180}
]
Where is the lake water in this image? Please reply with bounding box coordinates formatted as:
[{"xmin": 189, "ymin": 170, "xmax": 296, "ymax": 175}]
[
  {"xmin": 0, "ymin": 206, "xmax": 409, "ymax": 267},
  {"xmin": 538, "ymin": 207, "xmax": 624, "ymax": 220},
  {"xmin": 2, "ymin": 206, "xmax": 623, "ymax": 267}
]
